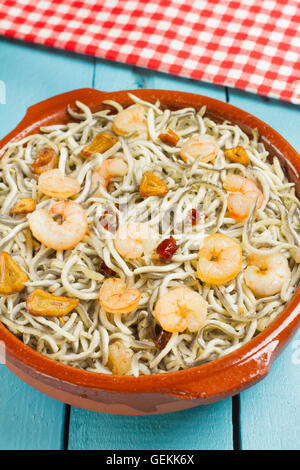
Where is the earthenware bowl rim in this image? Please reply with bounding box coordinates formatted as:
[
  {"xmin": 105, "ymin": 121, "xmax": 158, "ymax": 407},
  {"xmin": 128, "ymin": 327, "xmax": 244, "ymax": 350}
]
[{"xmin": 0, "ymin": 87, "xmax": 299, "ymax": 396}]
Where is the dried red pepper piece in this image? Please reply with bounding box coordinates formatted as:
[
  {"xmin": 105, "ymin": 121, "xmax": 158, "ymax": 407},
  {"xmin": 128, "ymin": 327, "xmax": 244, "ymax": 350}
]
[
  {"xmin": 189, "ymin": 208, "xmax": 205, "ymax": 226},
  {"xmin": 154, "ymin": 327, "xmax": 172, "ymax": 350},
  {"xmin": 99, "ymin": 216, "xmax": 116, "ymax": 233},
  {"xmin": 156, "ymin": 236, "xmax": 178, "ymax": 261},
  {"xmin": 98, "ymin": 261, "xmax": 116, "ymax": 278},
  {"xmin": 99, "ymin": 207, "xmax": 117, "ymax": 233}
]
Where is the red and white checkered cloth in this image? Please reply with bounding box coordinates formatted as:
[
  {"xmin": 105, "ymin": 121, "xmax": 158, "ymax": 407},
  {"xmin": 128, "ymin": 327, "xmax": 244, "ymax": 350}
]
[{"xmin": 0, "ymin": 0, "xmax": 299, "ymax": 103}]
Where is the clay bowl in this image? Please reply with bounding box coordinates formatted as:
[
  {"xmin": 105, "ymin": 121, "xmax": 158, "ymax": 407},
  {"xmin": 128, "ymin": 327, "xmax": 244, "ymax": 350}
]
[{"xmin": 0, "ymin": 88, "xmax": 299, "ymax": 415}]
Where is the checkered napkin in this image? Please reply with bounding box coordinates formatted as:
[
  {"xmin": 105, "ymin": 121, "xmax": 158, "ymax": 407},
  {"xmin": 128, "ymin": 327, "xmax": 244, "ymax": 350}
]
[{"xmin": 0, "ymin": 0, "xmax": 299, "ymax": 103}]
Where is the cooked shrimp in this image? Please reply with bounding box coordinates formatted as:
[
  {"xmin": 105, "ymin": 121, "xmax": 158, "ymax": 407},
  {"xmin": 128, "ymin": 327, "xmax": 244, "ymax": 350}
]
[
  {"xmin": 99, "ymin": 277, "xmax": 141, "ymax": 314},
  {"xmin": 180, "ymin": 134, "xmax": 219, "ymax": 163},
  {"xmin": 153, "ymin": 286, "xmax": 207, "ymax": 333},
  {"xmin": 107, "ymin": 341, "xmax": 133, "ymax": 375},
  {"xmin": 38, "ymin": 169, "xmax": 81, "ymax": 200},
  {"xmin": 28, "ymin": 201, "xmax": 88, "ymax": 250},
  {"xmin": 92, "ymin": 157, "xmax": 128, "ymax": 195},
  {"xmin": 112, "ymin": 104, "xmax": 148, "ymax": 138},
  {"xmin": 245, "ymin": 252, "xmax": 291, "ymax": 298},
  {"xmin": 197, "ymin": 233, "xmax": 243, "ymax": 285},
  {"xmin": 114, "ymin": 222, "xmax": 160, "ymax": 259},
  {"xmin": 223, "ymin": 173, "xmax": 264, "ymax": 220}
]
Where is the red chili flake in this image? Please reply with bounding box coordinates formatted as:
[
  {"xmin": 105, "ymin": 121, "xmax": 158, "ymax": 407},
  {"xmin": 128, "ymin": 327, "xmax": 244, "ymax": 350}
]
[
  {"xmin": 99, "ymin": 208, "xmax": 117, "ymax": 232},
  {"xmin": 156, "ymin": 236, "xmax": 178, "ymax": 261},
  {"xmin": 99, "ymin": 216, "xmax": 116, "ymax": 233},
  {"xmin": 190, "ymin": 209, "xmax": 200, "ymax": 226},
  {"xmin": 98, "ymin": 261, "xmax": 116, "ymax": 278},
  {"xmin": 154, "ymin": 328, "xmax": 172, "ymax": 350},
  {"xmin": 103, "ymin": 206, "xmax": 114, "ymax": 216},
  {"xmin": 189, "ymin": 208, "xmax": 205, "ymax": 226}
]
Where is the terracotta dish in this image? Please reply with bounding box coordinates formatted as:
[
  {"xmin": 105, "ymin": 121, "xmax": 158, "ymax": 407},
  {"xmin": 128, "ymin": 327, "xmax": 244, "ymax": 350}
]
[{"xmin": 0, "ymin": 88, "xmax": 299, "ymax": 415}]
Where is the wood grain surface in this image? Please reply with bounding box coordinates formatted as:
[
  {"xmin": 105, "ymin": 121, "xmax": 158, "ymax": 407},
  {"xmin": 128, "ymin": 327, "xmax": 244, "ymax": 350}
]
[{"xmin": 0, "ymin": 36, "xmax": 299, "ymax": 450}]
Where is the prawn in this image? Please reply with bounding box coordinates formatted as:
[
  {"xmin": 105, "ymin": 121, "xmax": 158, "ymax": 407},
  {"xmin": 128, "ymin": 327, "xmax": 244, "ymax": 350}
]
[
  {"xmin": 180, "ymin": 134, "xmax": 219, "ymax": 163},
  {"xmin": 92, "ymin": 157, "xmax": 128, "ymax": 195},
  {"xmin": 114, "ymin": 222, "xmax": 160, "ymax": 259},
  {"xmin": 38, "ymin": 169, "xmax": 81, "ymax": 200},
  {"xmin": 107, "ymin": 341, "xmax": 133, "ymax": 375},
  {"xmin": 245, "ymin": 252, "xmax": 291, "ymax": 298},
  {"xmin": 153, "ymin": 286, "xmax": 207, "ymax": 333},
  {"xmin": 197, "ymin": 233, "xmax": 243, "ymax": 285},
  {"xmin": 99, "ymin": 277, "xmax": 141, "ymax": 314},
  {"xmin": 28, "ymin": 200, "xmax": 88, "ymax": 250},
  {"xmin": 223, "ymin": 173, "xmax": 264, "ymax": 220},
  {"xmin": 112, "ymin": 104, "xmax": 148, "ymax": 138}
]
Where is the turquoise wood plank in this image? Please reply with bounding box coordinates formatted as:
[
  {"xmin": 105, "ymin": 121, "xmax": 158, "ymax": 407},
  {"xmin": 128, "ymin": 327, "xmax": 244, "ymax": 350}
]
[
  {"xmin": 0, "ymin": 37, "xmax": 94, "ymax": 139},
  {"xmin": 68, "ymin": 401, "xmax": 232, "ymax": 450},
  {"xmin": 238, "ymin": 334, "xmax": 299, "ymax": 450},
  {"xmin": 94, "ymin": 58, "xmax": 226, "ymax": 101},
  {"xmin": 228, "ymin": 89, "xmax": 300, "ymax": 450},
  {"xmin": 145, "ymin": 70, "xmax": 226, "ymax": 100},
  {"xmin": 68, "ymin": 62, "xmax": 233, "ymax": 451},
  {"xmin": 94, "ymin": 59, "xmax": 148, "ymax": 91},
  {"xmin": 0, "ymin": 367, "xmax": 66, "ymax": 450},
  {"xmin": 0, "ymin": 37, "xmax": 94, "ymax": 450},
  {"xmin": 228, "ymin": 90, "xmax": 300, "ymax": 148}
]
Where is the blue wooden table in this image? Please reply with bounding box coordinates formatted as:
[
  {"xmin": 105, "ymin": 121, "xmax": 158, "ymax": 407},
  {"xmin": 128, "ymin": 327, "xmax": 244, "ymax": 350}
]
[{"xmin": 0, "ymin": 37, "xmax": 299, "ymax": 451}]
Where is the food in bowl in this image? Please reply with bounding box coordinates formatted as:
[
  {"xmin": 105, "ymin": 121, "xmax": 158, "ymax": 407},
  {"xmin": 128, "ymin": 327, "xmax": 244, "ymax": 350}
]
[{"xmin": 0, "ymin": 93, "xmax": 299, "ymax": 377}]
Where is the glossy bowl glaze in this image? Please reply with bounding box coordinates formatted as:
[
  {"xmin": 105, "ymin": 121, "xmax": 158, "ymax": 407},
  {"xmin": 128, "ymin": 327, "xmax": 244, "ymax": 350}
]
[{"xmin": 0, "ymin": 88, "xmax": 299, "ymax": 415}]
